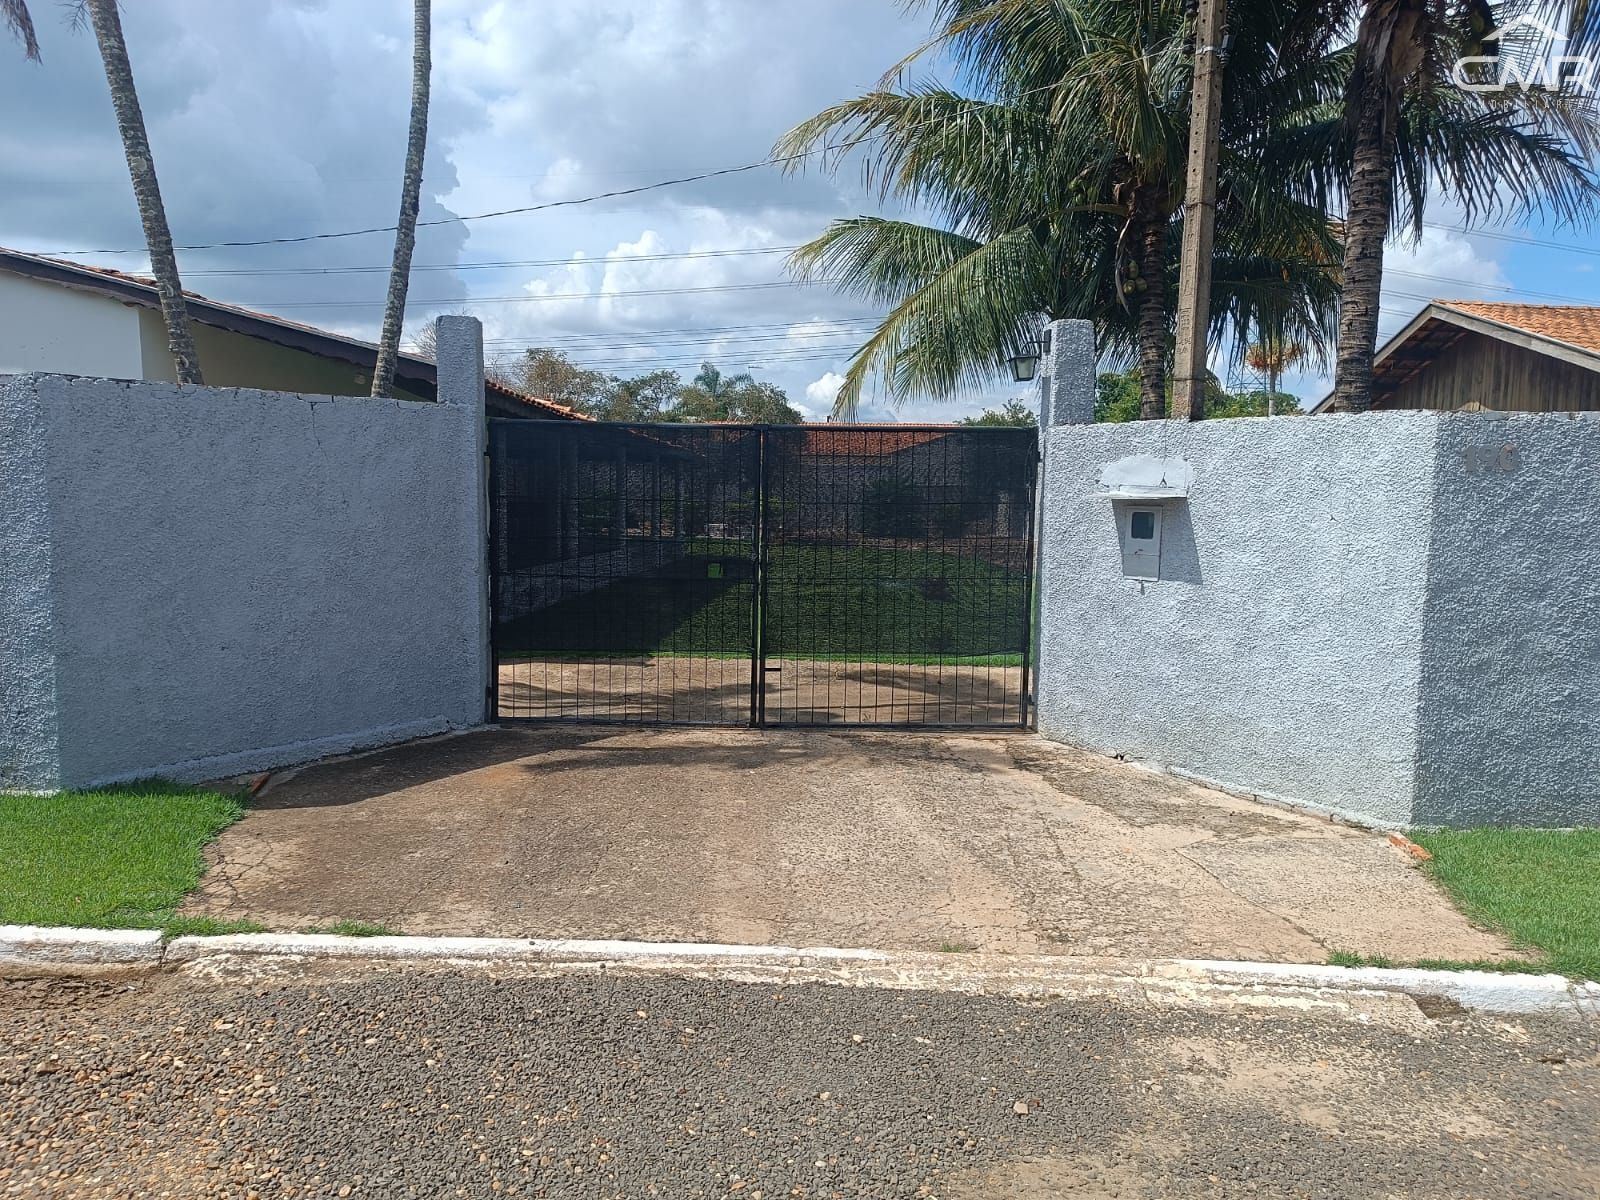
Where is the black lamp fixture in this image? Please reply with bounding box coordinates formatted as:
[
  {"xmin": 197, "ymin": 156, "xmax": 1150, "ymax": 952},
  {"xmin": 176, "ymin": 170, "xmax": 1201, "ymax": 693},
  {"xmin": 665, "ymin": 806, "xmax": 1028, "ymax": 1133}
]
[{"xmin": 1009, "ymin": 340, "xmax": 1042, "ymax": 383}]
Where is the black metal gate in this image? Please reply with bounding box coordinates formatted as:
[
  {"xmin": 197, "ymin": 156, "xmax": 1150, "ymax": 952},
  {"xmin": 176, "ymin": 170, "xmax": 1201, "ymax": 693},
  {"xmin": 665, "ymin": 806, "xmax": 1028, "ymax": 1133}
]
[{"xmin": 488, "ymin": 419, "xmax": 1038, "ymax": 728}]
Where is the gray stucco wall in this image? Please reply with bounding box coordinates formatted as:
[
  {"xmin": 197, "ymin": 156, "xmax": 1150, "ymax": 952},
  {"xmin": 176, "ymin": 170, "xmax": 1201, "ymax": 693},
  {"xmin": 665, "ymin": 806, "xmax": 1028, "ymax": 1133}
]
[
  {"xmin": 1034, "ymin": 409, "xmax": 1600, "ymax": 829},
  {"xmin": 1415, "ymin": 413, "xmax": 1600, "ymax": 827},
  {"xmin": 1035, "ymin": 414, "xmax": 1441, "ymax": 827},
  {"xmin": 1, "ymin": 343, "xmax": 488, "ymax": 789}
]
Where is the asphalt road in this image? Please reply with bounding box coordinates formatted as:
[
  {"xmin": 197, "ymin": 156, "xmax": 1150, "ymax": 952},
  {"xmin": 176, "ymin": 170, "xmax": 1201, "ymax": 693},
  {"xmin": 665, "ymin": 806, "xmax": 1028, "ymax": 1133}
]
[{"xmin": 3, "ymin": 966, "xmax": 1597, "ymax": 1199}]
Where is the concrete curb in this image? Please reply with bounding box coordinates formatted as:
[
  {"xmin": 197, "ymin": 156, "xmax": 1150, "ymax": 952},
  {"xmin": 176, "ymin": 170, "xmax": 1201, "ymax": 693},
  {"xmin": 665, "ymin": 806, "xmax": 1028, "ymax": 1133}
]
[
  {"xmin": 0, "ymin": 925, "xmax": 164, "ymax": 967},
  {"xmin": 161, "ymin": 933, "xmax": 892, "ymax": 966},
  {"xmin": 1168, "ymin": 959, "xmax": 1578, "ymax": 1016},
  {"xmin": 6, "ymin": 927, "xmax": 1594, "ymax": 1020}
]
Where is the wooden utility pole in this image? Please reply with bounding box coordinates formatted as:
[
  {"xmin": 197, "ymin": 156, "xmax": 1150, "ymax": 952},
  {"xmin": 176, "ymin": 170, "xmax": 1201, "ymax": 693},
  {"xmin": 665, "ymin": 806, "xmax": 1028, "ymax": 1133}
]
[{"xmin": 1171, "ymin": 0, "xmax": 1227, "ymax": 421}]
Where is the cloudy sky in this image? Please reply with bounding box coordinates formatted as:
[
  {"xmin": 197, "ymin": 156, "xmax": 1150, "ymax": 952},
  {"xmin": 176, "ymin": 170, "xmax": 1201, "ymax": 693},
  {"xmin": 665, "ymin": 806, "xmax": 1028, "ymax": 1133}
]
[{"xmin": 4, "ymin": 0, "xmax": 1598, "ymax": 418}]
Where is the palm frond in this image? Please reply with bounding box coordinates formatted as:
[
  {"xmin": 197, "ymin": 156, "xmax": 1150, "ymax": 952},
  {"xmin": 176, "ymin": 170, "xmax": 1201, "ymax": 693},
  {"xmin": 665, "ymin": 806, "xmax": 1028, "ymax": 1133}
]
[{"xmin": 3, "ymin": 0, "xmax": 39, "ymax": 59}]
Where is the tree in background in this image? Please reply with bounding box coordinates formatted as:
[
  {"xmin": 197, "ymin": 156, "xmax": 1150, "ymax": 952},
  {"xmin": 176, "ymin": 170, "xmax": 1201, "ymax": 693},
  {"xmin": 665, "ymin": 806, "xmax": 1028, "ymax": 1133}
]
[
  {"xmin": 1312, "ymin": 0, "xmax": 1600, "ymax": 411},
  {"xmin": 3, "ymin": 0, "xmax": 38, "ymax": 59},
  {"xmin": 604, "ymin": 370, "xmax": 682, "ymax": 422},
  {"xmin": 1244, "ymin": 336, "xmax": 1306, "ymax": 415},
  {"xmin": 516, "ymin": 347, "xmax": 614, "ymax": 412},
  {"xmin": 674, "ymin": 362, "xmax": 804, "ymax": 422},
  {"xmin": 371, "ymin": 0, "xmax": 431, "ymax": 398},
  {"xmin": 959, "ymin": 400, "xmax": 1037, "ymax": 426},
  {"xmin": 494, "ymin": 349, "xmax": 805, "ymax": 423},
  {"xmin": 777, "ymin": 0, "xmax": 1343, "ymax": 420},
  {"xmin": 1095, "ymin": 369, "xmax": 1300, "ymax": 421},
  {"xmin": 80, "ymin": 0, "xmax": 205, "ymax": 383}
]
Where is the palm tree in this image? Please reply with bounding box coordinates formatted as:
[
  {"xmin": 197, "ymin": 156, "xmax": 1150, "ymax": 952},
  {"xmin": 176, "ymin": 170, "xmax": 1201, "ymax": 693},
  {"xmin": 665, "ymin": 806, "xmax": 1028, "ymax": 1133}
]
[
  {"xmin": 3, "ymin": 0, "xmax": 38, "ymax": 60},
  {"xmin": 8, "ymin": 2, "xmax": 204, "ymax": 383},
  {"xmin": 82, "ymin": 0, "xmax": 205, "ymax": 384},
  {"xmin": 371, "ymin": 0, "xmax": 432, "ymax": 399},
  {"xmin": 777, "ymin": 0, "xmax": 1343, "ymax": 419},
  {"xmin": 1324, "ymin": 0, "xmax": 1600, "ymax": 411}
]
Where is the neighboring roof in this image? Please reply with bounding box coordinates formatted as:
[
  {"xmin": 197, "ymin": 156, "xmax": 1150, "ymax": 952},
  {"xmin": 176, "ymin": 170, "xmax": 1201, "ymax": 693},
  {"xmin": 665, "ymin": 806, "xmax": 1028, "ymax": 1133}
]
[
  {"xmin": 1441, "ymin": 301, "xmax": 1600, "ymax": 356},
  {"xmin": 799, "ymin": 425, "xmax": 956, "ymax": 456},
  {"xmin": 1312, "ymin": 300, "xmax": 1600, "ymax": 412},
  {"xmin": 0, "ymin": 246, "xmax": 583, "ymax": 420}
]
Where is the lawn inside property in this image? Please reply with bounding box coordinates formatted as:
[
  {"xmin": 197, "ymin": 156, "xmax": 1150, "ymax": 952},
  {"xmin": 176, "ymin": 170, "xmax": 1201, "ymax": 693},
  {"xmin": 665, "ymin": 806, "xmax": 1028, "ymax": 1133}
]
[
  {"xmin": 0, "ymin": 783, "xmax": 260, "ymax": 936},
  {"xmin": 1407, "ymin": 828, "xmax": 1600, "ymax": 981},
  {"xmin": 498, "ymin": 540, "xmax": 1029, "ymax": 664}
]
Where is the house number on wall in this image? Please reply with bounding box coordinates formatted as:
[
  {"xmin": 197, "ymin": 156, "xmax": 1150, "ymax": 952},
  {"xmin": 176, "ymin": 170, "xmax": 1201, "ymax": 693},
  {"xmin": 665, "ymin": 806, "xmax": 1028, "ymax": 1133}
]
[{"xmin": 1464, "ymin": 443, "xmax": 1519, "ymax": 475}]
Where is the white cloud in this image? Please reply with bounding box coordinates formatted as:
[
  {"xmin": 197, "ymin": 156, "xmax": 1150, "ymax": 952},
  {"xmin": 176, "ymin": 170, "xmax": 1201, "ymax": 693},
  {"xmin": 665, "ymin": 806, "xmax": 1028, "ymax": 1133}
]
[{"xmin": 803, "ymin": 371, "xmax": 846, "ymax": 416}]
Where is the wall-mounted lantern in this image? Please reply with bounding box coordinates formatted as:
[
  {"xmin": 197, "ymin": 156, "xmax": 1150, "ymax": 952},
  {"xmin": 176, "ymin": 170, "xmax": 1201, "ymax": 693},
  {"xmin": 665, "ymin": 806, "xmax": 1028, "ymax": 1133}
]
[{"xmin": 1008, "ymin": 343, "xmax": 1042, "ymax": 383}]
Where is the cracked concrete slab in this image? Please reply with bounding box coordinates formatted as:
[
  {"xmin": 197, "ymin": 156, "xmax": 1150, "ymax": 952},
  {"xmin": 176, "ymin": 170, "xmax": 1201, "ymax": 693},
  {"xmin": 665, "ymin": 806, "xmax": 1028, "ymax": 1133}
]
[{"xmin": 185, "ymin": 727, "xmax": 1513, "ymax": 964}]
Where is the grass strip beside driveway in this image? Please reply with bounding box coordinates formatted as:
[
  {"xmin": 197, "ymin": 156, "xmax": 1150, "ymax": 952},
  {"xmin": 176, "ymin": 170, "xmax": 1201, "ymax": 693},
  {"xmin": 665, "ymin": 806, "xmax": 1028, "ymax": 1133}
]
[
  {"xmin": 0, "ymin": 783, "xmax": 256, "ymax": 936},
  {"xmin": 1409, "ymin": 828, "xmax": 1600, "ymax": 981}
]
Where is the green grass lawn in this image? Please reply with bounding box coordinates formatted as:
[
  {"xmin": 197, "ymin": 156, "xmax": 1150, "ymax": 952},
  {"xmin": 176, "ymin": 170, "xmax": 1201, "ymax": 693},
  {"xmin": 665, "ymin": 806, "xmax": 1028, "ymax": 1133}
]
[
  {"xmin": 497, "ymin": 541, "xmax": 1029, "ymax": 663},
  {"xmin": 0, "ymin": 782, "xmax": 255, "ymax": 935},
  {"xmin": 1408, "ymin": 828, "xmax": 1600, "ymax": 981}
]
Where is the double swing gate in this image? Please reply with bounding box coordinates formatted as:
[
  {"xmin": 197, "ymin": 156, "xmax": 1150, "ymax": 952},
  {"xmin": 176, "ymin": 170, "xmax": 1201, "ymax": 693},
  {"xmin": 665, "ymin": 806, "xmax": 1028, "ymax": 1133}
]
[{"xmin": 488, "ymin": 418, "xmax": 1039, "ymax": 729}]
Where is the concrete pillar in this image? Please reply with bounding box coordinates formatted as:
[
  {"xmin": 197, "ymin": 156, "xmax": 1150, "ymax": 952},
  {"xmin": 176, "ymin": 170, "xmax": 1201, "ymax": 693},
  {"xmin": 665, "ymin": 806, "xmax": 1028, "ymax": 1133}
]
[
  {"xmin": 1037, "ymin": 317, "xmax": 1095, "ymax": 427},
  {"xmin": 433, "ymin": 316, "xmax": 492, "ymax": 721}
]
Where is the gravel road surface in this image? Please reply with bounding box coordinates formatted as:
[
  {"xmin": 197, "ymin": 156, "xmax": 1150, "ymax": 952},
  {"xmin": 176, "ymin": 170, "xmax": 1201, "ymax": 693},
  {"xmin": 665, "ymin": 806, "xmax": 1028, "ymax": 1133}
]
[{"xmin": 3, "ymin": 965, "xmax": 1597, "ymax": 1199}]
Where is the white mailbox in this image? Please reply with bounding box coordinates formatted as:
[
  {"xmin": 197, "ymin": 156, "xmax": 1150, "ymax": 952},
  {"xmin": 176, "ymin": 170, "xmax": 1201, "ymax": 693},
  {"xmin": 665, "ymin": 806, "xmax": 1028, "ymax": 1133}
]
[
  {"xmin": 1118, "ymin": 505, "xmax": 1163, "ymax": 580},
  {"xmin": 1093, "ymin": 454, "xmax": 1192, "ymax": 583}
]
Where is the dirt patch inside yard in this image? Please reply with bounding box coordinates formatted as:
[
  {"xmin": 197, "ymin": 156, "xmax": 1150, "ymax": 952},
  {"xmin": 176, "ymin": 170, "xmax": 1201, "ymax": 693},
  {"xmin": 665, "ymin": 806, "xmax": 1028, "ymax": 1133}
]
[{"xmin": 188, "ymin": 727, "xmax": 1513, "ymax": 963}]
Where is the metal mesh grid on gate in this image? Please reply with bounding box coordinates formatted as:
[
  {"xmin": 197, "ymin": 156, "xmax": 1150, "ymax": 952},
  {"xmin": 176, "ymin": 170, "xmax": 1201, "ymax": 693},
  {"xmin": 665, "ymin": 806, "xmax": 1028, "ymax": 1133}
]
[
  {"xmin": 757, "ymin": 424, "xmax": 1037, "ymax": 727},
  {"xmin": 490, "ymin": 420, "xmax": 761, "ymax": 725},
  {"xmin": 488, "ymin": 419, "xmax": 1037, "ymax": 728}
]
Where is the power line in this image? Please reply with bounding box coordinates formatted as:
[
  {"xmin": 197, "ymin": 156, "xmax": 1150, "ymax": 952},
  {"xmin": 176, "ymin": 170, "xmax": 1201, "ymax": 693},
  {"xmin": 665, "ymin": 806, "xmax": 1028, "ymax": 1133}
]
[
  {"xmin": 489, "ymin": 331, "xmax": 876, "ymax": 355},
  {"xmin": 251, "ymin": 279, "xmax": 839, "ymax": 310},
  {"xmin": 176, "ymin": 245, "xmax": 802, "ymax": 279},
  {"xmin": 30, "ymin": 75, "xmax": 1087, "ymax": 257},
  {"xmin": 1421, "ymin": 221, "xmax": 1600, "ymax": 258},
  {"xmin": 483, "ymin": 316, "xmax": 879, "ymax": 345}
]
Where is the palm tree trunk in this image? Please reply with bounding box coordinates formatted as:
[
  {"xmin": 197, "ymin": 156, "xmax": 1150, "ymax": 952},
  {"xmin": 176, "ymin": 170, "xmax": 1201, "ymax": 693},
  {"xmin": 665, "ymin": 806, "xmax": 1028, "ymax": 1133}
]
[
  {"xmin": 1134, "ymin": 191, "xmax": 1169, "ymax": 420},
  {"xmin": 85, "ymin": 0, "xmax": 203, "ymax": 385},
  {"xmin": 1331, "ymin": 0, "xmax": 1425, "ymax": 414},
  {"xmin": 372, "ymin": 0, "xmax": 432, "ymax": 399}
]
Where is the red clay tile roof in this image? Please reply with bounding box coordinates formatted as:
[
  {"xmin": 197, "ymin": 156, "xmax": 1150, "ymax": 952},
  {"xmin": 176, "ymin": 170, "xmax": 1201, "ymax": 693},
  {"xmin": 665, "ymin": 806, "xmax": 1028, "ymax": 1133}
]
[
  {"xmin": 0, "ymin": 246, "xmax": 584, "ymax": 419},
  {"xmin": 1438, "ymin": 301, "xmax": 1600, "ymax": 356},
  {"xmin": 798, "ymin": 425, "xmax": 955, "ymax": 455}
]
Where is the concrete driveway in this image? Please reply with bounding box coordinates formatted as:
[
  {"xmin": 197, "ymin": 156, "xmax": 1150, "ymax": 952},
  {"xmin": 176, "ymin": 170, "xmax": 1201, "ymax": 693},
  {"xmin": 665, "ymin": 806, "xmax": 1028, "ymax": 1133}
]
[{"xmin": 190, "ymin": 727, "xmax": 1512, "ymax": 964}]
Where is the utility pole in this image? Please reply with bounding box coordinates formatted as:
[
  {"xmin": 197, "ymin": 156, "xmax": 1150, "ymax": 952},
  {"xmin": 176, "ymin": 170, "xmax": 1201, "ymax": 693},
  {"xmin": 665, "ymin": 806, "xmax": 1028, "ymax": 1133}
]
[{"xmin": 1171, "ymin": 0, "xmax": 1227, "ymax": 421}]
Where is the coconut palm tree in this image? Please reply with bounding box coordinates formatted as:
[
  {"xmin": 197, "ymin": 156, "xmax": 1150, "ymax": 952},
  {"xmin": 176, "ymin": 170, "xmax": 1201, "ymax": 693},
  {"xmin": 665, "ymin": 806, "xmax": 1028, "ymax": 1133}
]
[
  {"xmin": 3, "ymin": 0, "xmax": 38, "ymax": 59},
  {"xmin": 777, "ymin": 0, "xmax": 1344, "ymax": 419},
  {"xmin": 1321, "ymin": 0, "xmax": 1600, "ymax": 411},
  {"xmin": 84, "ymin": 0, "xmax": 204, "ymax": 384},
  {"xmin": 13, "ymin": 1, "xmax": 208, "ymax": 383},
  {"xmin": 371, "ymin": 0, "xmax": 432, "ymax": 399}
]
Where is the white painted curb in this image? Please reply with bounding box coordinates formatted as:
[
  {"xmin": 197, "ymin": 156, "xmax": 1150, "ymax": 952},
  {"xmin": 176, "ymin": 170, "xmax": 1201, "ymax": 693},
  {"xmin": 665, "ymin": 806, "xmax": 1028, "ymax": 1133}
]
[
  {"xmin": 1166, "ymin": 959, "xmax": 1582, "ymax": 1016},
  {"xmin": 162, "ymin": 932, "xmax": 893, "ymax": 966},
  {"xmin": 0, "ymin": 924, "xmax": 164, "ymax": 967},
  {"xmin": 7, "ymin": 927, "xmax": 1596, "ymax": 1020}
]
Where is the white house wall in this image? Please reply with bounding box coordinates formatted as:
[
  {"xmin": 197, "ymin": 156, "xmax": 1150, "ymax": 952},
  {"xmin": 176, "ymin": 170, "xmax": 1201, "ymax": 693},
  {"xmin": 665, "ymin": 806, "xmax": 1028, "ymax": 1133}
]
[{"xmin": 0, "ymin": 272, "xmax": 144, "ymax": 379}]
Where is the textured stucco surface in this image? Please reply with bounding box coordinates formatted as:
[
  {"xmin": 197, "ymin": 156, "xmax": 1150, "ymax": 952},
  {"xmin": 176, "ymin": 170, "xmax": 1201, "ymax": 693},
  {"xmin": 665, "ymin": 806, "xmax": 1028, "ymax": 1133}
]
[
  {"xmin": 0, "ymin": 358, "xmax": 488, "ymax": 789},
  {"xmin": 1035, "ymin": 415, "xmax": 1441, "ymax": 827},
  {"xmin": 1414, "ymin": 414, "xmax": 1600, "ymax": 827},
  {"xmin": 1039, "ymin": 319, "xmax": 1096, "ymax": 427},
  {"xmin": 0, "ymin": 377, "xmax": 62, "ymax": 789}
]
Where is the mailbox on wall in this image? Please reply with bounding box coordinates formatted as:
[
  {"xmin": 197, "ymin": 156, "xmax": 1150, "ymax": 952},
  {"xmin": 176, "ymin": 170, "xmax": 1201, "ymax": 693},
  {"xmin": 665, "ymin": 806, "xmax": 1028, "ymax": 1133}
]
[
  {"xmin": 1093, "ymin": 454, "xmax": 1194, "ymax": 583},
  {"xmin": 1118, "ymin": 505, "xmax": 1164, "ymax": 580}
]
